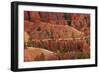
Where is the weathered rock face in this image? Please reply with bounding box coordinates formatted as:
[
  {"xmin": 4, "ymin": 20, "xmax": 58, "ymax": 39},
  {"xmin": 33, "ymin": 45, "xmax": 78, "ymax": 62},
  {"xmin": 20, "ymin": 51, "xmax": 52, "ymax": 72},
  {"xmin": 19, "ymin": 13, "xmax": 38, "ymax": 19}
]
[
  {"xmin": 24, "ymin": 11, "xmax": 29, "ymax": 20},
  {"xmin": 63, "ymin": 51, "xmax": 81, "ymax": 59},
  {"xmin": 24, "ymin": 20, "xmax": 35, "ymax": 32},
  {"xmin": 39, "ymin": 12, "xmax": 66, "ymax": 25},
  {"xmin": 29, "ymin": 12, "xmax": 41, "ymax": 23},
  {"xmin": 24, "ymin": 12, "xmax": 90, "ymax": 49},
  {"xmin": 24, "ymin": 12, "xmax": 90, "ymax": 30},
  {"xmin": 25, "ymin": 23, "xmax": 84, "ymax": 40},
  {"xmin": 24, "ymin": 12, "xmax": 68, "ymax": 25},
  {"xmin": 48, "ymin": 13, "xmax": 58, "ymax": 24},
  {"xmin": 24, "ymin": 11, "xmax": 90, "ymax": 61},
  {"xmin": 71, "ymin": 14, "xmax": 90, "ymax": 36},
  {"xmin": 39, "ymin": 12, "xmax": 49, "ymax": 22},
  {"xmin": 56, "ymin": 13, "xmax": 65, "ymax": 25},
  {"xmin": 24, "ymin": 47, "xmax": 59, "ymax": 62}
]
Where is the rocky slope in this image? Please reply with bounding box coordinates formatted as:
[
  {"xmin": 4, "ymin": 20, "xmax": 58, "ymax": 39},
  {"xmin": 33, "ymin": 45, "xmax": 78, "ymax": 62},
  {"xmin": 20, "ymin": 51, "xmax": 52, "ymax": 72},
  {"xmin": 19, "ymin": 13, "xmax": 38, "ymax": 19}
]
[
  {"xmin": 24, "ymin": 11, "xmax": 90, "ymax": 61},
  {"xmin": 24, "ymin": 47, "xmax": 59, "ymax": 62}
]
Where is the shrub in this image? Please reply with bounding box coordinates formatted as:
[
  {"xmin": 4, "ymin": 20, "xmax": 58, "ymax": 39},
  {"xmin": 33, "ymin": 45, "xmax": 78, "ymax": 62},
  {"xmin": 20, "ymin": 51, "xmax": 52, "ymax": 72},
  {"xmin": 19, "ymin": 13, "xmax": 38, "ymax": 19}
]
[
  {"xmin": 34, "ymin": 53, "xmax": 45, "ymax": 61},
  {"xmin": 78, "ymin": 52, "xmax": 89, "ymax": 59}
]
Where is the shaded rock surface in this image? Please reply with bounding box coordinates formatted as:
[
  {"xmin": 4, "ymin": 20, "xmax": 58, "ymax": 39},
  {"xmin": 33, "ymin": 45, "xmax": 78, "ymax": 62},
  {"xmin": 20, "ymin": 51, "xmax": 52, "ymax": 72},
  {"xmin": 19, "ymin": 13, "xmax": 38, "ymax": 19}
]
[{"xmin": 24, "ymin": 47, "xmax": 59, "ymax": 62}]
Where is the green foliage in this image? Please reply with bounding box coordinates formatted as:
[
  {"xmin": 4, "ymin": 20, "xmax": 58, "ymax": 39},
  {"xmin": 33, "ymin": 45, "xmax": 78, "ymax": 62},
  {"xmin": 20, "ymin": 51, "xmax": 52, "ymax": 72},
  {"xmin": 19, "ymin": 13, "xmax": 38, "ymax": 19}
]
[
  {"xmin": 85, "ymin": 36, "xmax": 90, "ymax": 45},
  {"xmin": 64, "ymin": 13, "xmax": 71, "ymax": 20},
  {"xmin": 78, "ymin": 52, "xmax": 88, "ymax": 59},
  {"xmin": 26, "ymin": 33, "xmax": 35, "ymax": 47},
  {"xmin": 56, "ymin": 44, "xmax": 69, "ymax": 59},
  {"xmin": 34, "ymin": 53, "xmax": 45, "ymax": 61},
  {"xmin": 27, "ymin": 39, "xmax": 34, "ymax": 47},
  {"xmin": 39, "ymin": 40, "xmax": 46, "ymax": 48},
  {"xmin": 45, "ymin": 27, "xmax": 54, "ymax": 39},
  {"xmin": 56, "ymin": 50, "xmax": 63, "ymax": 60},
  {"xmin": 64, "ymin": 13, "xmax": 72, "ymax": 26},
  {"xmin": 24, "ymin": 42, "xmax": 27, "ymax": 49}
]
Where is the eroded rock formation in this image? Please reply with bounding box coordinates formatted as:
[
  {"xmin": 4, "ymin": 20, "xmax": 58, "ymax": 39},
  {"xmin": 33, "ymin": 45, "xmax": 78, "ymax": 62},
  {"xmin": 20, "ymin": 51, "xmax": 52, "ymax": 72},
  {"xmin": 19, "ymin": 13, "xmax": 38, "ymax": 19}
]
[{"xmin": 24, "ymin": 11, "xmax": 90, "ymax": 61}]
